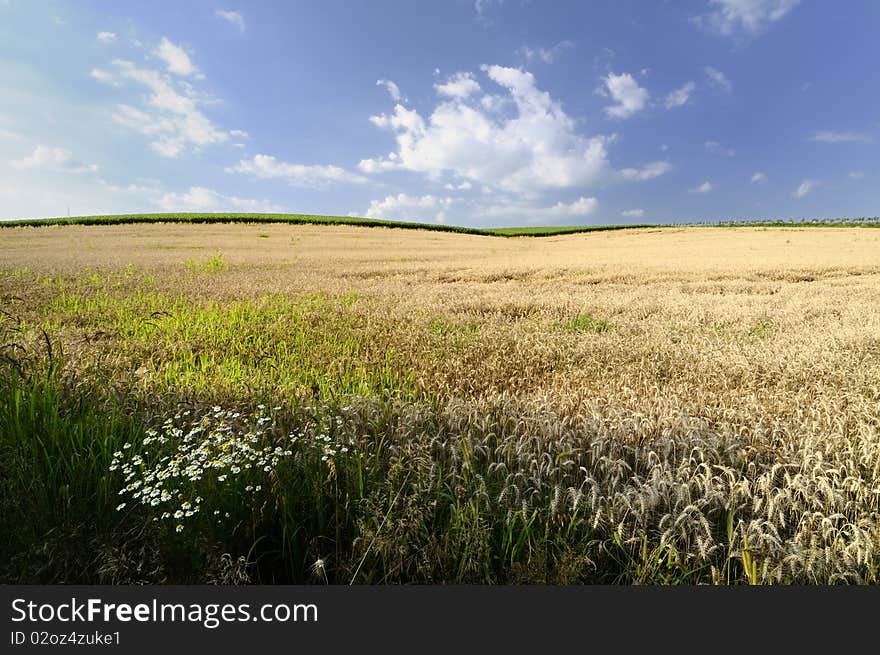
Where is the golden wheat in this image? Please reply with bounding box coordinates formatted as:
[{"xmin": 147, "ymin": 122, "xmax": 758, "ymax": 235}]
[{"xmin": 2, "ymin": 223, "xmax": 880, "ymax": 582}]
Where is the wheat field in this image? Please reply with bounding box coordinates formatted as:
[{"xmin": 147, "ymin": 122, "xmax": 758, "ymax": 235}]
[{"xmin": 2, "ymin": 223, "xmax": 879, "ymax": 583}]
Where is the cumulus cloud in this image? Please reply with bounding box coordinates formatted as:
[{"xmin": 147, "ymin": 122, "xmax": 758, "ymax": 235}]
[
  {"xmin": 0, "ymin": 174, "xmax": 277, "ymax": 219},
  {"xmin": 622, "ymin": 208, "xmax": 645, "ymax": 218},
  {"xmin": 690, "ymin": 181, "xmax": 713, "ymax": 194},
  {"xmin": 376, "ymin": 79, "xmax": 403, "ymax": 102},
  {"xmin": 602, "ymin": 72, "xmax": 649, "ymax": 119},
  {"xmin": 359, "ymin": 194, "xmax": 598, "ymax": 226},
  {"xmin": 664, "ymin": 81, "xmax": 695, "ymax": 109},
  {"xmin": 479, "ymin": 196, "xmax": 598, "ymax": 224},
  {"xmin": 694, "ymin": 0, "xmax": 800, "ymax": 37},
  {"xmin": 434, "ymin": 72, "xmax": 481, "ymax": 99},
  {"xmin": 619, "ymin": 161, "xmax": 672, "ymax": 181},
  {"xmin": 810, "ymin": 130, "xmax": 872, "ymax": 144},
  {"xmin": 92, "ymin": 57, "xmax": 230, "ymax": 157},
  {"xmin": 215, "ymin": 10, "xmax": 245, "ymax": 32},
  {"xmin": 361, "ymin": 64, "xmax": 613, "ymax": 196},
  {"xmin": 155, "ymin": 37, "xmax": 201, "ymax": 77},
  {"xmin": 362, "ymin": 193, "xmax": 453, "ymax": 223},
  {"xmin": 518, "ymin": 40, "xmax": 574, "ymax": 64},
  {"xmin": 96, "ymin": 31, "xmax": 117, "ymax": 44},
  {"xmin": 158, "ymin": 186, "xmax": 280, "ymax": 212},
  {"xmin": 90, "ymin": 68, "xmax": 121, "ymax": 86},
  {"xmin": 705, "ymin": 140, "xmax": 735, "ymax": 156},
  {"xmin": 793, "ymin": 179, "xmax": 816, "ymax": 198},
  {"xmin": 11, "ymin": 145, "xmax": 98, "ymax": 173},
  {"xmin": 849, "ymin": 171, "xmax": 865, "ymax": 180},
  {"xmin": 751, "ymin": 171, "xmax": 767, "ymax": 183},
  {"xmin": 704, "ymin": 66, "xmax": 732, "ymax": 92},
  {"xmin": 227, "ymin": 154, "xmax": 367, "ymax": 187}
]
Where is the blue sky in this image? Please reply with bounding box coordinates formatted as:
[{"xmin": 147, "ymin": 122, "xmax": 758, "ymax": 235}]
[{"xmin": 1, "ymin": 0, "xmax": 878, "ymax": 226}]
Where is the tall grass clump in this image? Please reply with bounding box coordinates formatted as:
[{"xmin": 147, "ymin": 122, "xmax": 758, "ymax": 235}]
[
  {"xmin": 0, "ymin": 350, "xmax": 162, "ymax": 582},
  {"xmin": 184, "ymin": 250, "xmax": 227, "ymax": 274}
]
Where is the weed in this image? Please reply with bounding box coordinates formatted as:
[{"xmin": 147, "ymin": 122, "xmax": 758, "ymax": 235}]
[
  {"xmin": 561, "ymin": 312, "xmax": 611, "ymax": 334},
  {"xmin": 185, "ymin": 251, "xmax": 227, "ymax": 274}
]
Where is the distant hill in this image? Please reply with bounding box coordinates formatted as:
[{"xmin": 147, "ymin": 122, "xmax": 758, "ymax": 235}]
[{"xmin": 2, "ymin": 212, "xmax": 878, "ymax": 236}]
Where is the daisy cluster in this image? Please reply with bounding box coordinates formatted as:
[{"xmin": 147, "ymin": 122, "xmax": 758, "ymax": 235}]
[
  {"xmin": 110, "ymin": 405, "xmax": 291, "ymax": 532},
  {"xmin": 298, "ymin": 411, "xmax": 352, "ymax": 462}
]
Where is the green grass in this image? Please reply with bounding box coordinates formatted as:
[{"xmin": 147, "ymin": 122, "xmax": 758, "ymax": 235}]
[
  {"xmin": 184, "ymin": 250, "xmax": 227, "ymax": 274},
  {"xmin": 0, "ymin": 367, "xmax": 157, "ymax": 582},
  {"xmin": 43, "ymin": 287, "xmax": 415, "ymax": 401},
  {"xmin": 560, "ymin": 312, "xmax": 612, "ymax": 334}
]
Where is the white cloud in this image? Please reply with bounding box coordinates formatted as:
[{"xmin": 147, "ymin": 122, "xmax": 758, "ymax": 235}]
[
  {"xmin": 0, "ymin": 175, "xmax": 156, "ymax": 220},
  {"xmin": 810, "ymin": 130, "xmax": 871, "ymax": 144},
  {"xmin": 479, "ymin": 196, "xmax": 598, "ymax": 224},
  {"xmin": 4, "ymin": 163, "xmax": 287, "ymax": 220},
  {"xmin": 158, "ymin": 186, "xmax": 280, "ymax": 212},
  {"xmin": 376, "ymin": 79, "xmax": 403, "ymax": 102},
  {"xmin": 602, "ymin": 72, "xmax": 649, "ymax": 119},
  {"xmin": 705, "ymin": 140, "xmax": 735, "ymax": 156},
  {"xmin": 155, "ymin": 37, "xmax": 201, "ymax": 77},
  {"xmin": 849, "ymin": 171, "xmax": 865, "ymax": 180},
  {"xmin": 215, "ymin": 10, "xmax": 245, "ymax": 32},
  {"xmin": 549, "ymin": 196, "xmax": 597, "ymax": 216},
  {"xmin": 363, "ymin": 193, "xmax": 453, "ymax": 223},
  {"xmin": 434, "ymin": 72, "xmax": 481, "ymax": 99},
  {"xmin": 793, "ymin": 179, "xmax": 816, "ymax": 198},
  {"xmin": 227, "ymin": 154, "xmax": 367, "ymax": 187},
  {"xmin": 622, "ymin": 208, "xmax": 644, "ymax": 218},
  {"xmin": 474, "ymin": 0, "xmax": 502, "ymax": 20},
  {"xmin": 97, "ymin": 31, "xmax": 117, "ymax": 44},
  {"xmin": 360, "ymin": 194, "xmax": 598, "ymax": 226},
  {"xmin": 11, "ymin": 145, "xmax": 98, "ymax": 173},
  {"xmin": 93, "ymin": 58, "xmax": 228, "ymax": 157},
  {"xmin": 619, "ymin": 161, "xmax": 672, "ymax": 181},
  {"xmin": 690, "ymin": 181, "xmax": 713, "ymax": 194},
  {"xmin": 704, "ymin": 66, "xmax": 732, "ymax": 92},
  {"xmin": 229, "ymin": 129, "xmax": 249, "ymax": 139},
  {"xmin": 0, "ymin": 171, "xmax": 279, "ymax": 219},
  {"xmin": 0, "ymin": 127, "xmax": 24, "ymax": 141},
  {"xmin": 751, "ymin": 171, "xmax": 766, "ymax": 183},
  {"xmin": 664, "ymin": 81, "xmax": 695, "ymax": 109},
  {"xmin": 444, "ymin": 181, "xmax": 473, "ymax": 190},
  {"xmin": 90, "ymin": 68, "xmax": 121, "ymax": 86},
  {"xmin": 362, "ymin": 64, "xmax": 612, "ymax": 195},
  {"xmin": 357, "ymin": 153, "xmax": 400, "ymax": 173},
  {"xmin": 695, "ymin": 0, "xmax": 800, "ymax": 37},
  {"xmin": 518, "ymin": 40, "xmax": 574, "ymax": 64}
]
